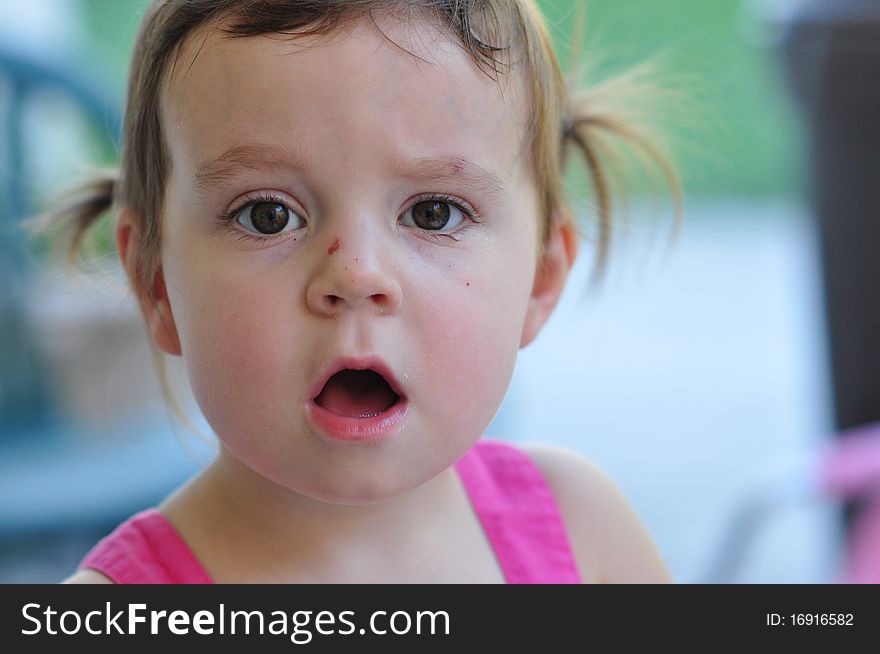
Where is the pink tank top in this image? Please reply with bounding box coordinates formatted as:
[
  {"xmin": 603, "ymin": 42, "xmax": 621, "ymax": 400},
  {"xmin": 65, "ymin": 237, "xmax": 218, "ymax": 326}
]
[{"xmin": 79, "ymin": 439, "xmax": 582, "ymax": 583}]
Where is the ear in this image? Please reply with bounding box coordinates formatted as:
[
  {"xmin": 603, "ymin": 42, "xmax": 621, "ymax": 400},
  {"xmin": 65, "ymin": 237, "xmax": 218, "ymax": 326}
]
[
  {"xmin": 116, "ymin": 207, "xmax": 182, "ymax": 357},
  {"xmin": 519, "ymin": 213, "xmax": 579, "ymax": 348}
]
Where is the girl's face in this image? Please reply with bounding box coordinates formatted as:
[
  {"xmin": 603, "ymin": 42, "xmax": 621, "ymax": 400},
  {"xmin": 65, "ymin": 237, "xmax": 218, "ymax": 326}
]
[{"xmin": 149, "ymin": 15, "xmax": 571, "ymax": 503}]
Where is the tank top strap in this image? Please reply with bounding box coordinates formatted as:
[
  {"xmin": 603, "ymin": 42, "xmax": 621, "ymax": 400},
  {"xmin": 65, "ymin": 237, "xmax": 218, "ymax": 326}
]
[
  {"xmin": 79, "ymin": 508, "xmax": 213, "ymax": 584},
  {"xmin": 454, "ymin": 439, "xmax": 582, "ymax": 584},
  {"xmin": 81, "ymin": 443, "xmax": 580, "ymax": 584}
]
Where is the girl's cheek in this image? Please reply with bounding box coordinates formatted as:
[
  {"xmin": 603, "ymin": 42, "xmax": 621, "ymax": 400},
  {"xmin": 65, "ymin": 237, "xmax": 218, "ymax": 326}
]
[
  {"xmin": 415, "ymin": 279, "xmax": 522, "ymax": 397},
  {"xmin": 183, "ymin": 285, "xmax": 299, "ymax": 439},
  {"xmin": 171, "ymin": 257, "xmax": 292, "ymax": 385}
]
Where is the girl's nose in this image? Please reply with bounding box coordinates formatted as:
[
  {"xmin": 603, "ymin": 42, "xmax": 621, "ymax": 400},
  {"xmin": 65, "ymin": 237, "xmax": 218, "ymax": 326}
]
[{"xmin": 305, "ymin": 241, "xmax": 403, "ymax": 317}]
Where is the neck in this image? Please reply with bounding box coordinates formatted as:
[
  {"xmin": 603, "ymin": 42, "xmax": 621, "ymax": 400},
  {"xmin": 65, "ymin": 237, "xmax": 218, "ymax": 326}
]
[{"xmin": 163, "ymin": 445, "xmax": 462, "ymax": 582}]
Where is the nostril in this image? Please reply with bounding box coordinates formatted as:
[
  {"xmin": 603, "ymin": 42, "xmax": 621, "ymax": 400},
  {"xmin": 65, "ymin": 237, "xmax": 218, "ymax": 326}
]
[{"xmin": 308, "ymin": 275, "xmax": 401, "ymax": 315}]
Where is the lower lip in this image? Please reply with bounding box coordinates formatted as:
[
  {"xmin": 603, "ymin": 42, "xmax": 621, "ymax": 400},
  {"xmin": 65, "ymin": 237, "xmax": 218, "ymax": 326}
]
[{"xmin": 306, "ymin": 400, "xmax": 408, "ymax": 442}]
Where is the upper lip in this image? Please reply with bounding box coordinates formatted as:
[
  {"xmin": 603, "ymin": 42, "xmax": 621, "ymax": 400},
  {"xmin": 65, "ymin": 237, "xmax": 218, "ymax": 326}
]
[{"xmin": 308, "ymin": 356, "xmax": 407, "ymax": 402}]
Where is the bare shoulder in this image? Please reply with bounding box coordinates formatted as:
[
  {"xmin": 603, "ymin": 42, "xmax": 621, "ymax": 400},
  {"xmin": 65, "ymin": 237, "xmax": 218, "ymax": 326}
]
[
  {"xmin": 522, "ymin": 443, "xmax": 672, "ymax": 584},
  {"xmin": 62, "ymin": 569, "xmax": 115, "ymax": 584}
]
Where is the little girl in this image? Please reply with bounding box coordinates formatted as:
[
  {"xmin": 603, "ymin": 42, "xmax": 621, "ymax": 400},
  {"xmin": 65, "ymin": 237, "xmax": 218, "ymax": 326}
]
[{"xmin": 56, "ymin": 0, "xmax": 676, "ymax": 584}]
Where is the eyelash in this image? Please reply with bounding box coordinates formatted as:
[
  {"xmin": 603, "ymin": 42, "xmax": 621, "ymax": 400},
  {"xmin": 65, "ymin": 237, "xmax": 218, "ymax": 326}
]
[
  {"xmin": 218, "ymin": 193, "xmax": 295, "ymax": 245},
  {"xmin": 406, "ymin": 193, "xmax": 482, "ymax": 242},
  {"xmin": 218, "ymin": 192, "xmax": 482, "ymax": 244}
]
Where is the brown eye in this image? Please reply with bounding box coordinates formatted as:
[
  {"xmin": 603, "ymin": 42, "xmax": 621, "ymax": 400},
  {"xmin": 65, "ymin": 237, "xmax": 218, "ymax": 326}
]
[
  {"xmin": 248, "ymin": 202, "xmax": 289, "ymax": 234},
  {"xmin": 234, "ymin": 199, "xmax": 305, "ymax": 237},
  {"xmin": 400, "ymin": 197, "xmax": 471, "ymax": 234},
  {"xmin": 410, "ymin": 200, "xmax": 451, "ymax": 230}
]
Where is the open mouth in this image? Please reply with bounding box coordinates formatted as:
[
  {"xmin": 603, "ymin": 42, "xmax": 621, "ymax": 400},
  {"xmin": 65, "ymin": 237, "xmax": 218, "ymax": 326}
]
[{"xmin": 313, "ymin": 369, "xmax": 402, "ymax": 419}]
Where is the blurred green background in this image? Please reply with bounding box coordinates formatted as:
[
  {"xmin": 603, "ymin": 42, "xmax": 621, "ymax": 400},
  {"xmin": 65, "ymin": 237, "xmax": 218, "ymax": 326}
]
[{"xmin": 79, "ymin": 0, "xmax": 803, "ymax": 200}]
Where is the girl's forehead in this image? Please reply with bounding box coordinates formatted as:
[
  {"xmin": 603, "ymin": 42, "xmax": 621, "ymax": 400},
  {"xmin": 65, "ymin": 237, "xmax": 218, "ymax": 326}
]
[{"xmin": 162, "ymin": 14, "xmax": 532, "ymax": 184}]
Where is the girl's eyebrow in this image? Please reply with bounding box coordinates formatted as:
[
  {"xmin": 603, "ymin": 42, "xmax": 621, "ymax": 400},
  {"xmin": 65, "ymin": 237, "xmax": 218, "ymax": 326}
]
[
  {"xmin": 193, "ymin": 143, "xmax": 508, "ymax": 198},
  {"xmin": 403, "ymin": 155, "xmax": 507, "ymax": 198},
  {"xmin": 194, "ymin": 144, "xmax": 299, "ymax": 194}
]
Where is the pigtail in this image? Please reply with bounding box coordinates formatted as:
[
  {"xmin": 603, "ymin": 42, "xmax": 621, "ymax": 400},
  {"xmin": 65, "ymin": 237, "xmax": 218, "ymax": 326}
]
[
  {"xmin": 561, "ymin": 68, "xmax": 684, "ymax": 283},
  {"xmin": 28, "ymin": 169, "xmax": 120, "ymax": 266}
]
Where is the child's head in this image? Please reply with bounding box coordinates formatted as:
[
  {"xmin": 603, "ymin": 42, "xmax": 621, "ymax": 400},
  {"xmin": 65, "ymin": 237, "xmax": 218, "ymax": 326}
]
[{"xmin": 52, "ymin": 0, "xmax": 676, "ymax": 504}]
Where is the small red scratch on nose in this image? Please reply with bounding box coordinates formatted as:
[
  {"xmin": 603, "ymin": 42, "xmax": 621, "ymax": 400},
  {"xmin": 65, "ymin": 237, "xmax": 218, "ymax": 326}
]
[{"xmin": 328, "ymin": 238, "xmax": 341, "ymax": 255}]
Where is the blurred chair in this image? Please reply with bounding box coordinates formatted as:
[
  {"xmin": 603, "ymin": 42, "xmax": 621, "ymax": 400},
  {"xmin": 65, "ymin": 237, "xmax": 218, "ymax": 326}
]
[
  {"xmin": 0, "ymin": 43, "xmax": 122, "ymax": 433},
  {"xmin": 0, "ymin": 44, "xmax": 205, "ymax": 582},
  {"xmin": 701, "ymin": 421, "xmax": 880, "ymax": 583}
]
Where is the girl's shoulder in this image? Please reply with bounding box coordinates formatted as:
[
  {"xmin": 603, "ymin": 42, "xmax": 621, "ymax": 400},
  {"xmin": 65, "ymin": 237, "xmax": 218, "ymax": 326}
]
[
  {"xmin": 61, "ymin": 508, "xmax": 213, "ymax": 584},
  {"xmin": 521, "ymin": 443, "xmax": 671, "ymax": 584},
  {"xmin": 63, "ymin": 569, "xmax": 114, "ymax": 584}
]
